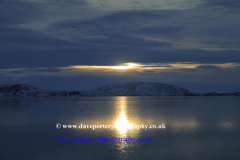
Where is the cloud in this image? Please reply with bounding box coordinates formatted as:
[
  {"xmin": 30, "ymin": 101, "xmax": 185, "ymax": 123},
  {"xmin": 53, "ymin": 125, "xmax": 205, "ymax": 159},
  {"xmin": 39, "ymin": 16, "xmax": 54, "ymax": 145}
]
[
  {"xmin": 134, "ymin": 26, "xmax": 183, "ymax": 36},
  {"xmin": 32, "ymin": 68, "xmax": 62, "ymax": 72},
  {"xmin": 1, "ymin": 0, "xmax": 240, "ymax": 92},
  {"xmin": 202, "ymin": 0, "xmax": 240, "ymax": 8},
  {"xmin": 48, "ymin": 10, "xmax": 178, "ymax": 41},
  {"xmin": 0, "ymin": 27, "xmax": 80, "ymax": 49},
  {"xmin": 2, "ymin": 62, "xmax": 239, "ymax": 79},
  {"xmin": 195, "ymin": 65, "xmax": 223, "ymax": 70},
  {"xmin": 49, "ymin": 7, "xmax": 240, "ymax": 51},
  {"xmin": 1, "ymin": 65, "xmax": 240, "ymax": 93},
  {"xmin": 0, "ymin": 0, "xmax": 42, "ymax": 26},
  {"xmin": 0, "ymin": 0, "xmax": 89, "ymax": 29},
  {"xmin": 198, "ymin": 26, "xmax": 240, "ymax": 38},
  {"xmin": 6, "ymin": 70, "xmax": 26, "ymax": 74},
  {"xmin": 87, "ymin": 0, "xmax": 202, "ymax": 10}
]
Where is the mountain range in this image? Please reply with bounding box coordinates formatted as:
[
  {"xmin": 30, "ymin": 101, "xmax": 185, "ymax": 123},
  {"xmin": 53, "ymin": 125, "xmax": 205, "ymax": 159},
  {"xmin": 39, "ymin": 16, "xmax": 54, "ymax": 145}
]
[{"xmin": 0, "ymin": 81, "xmax": 239, "ymax": 97}]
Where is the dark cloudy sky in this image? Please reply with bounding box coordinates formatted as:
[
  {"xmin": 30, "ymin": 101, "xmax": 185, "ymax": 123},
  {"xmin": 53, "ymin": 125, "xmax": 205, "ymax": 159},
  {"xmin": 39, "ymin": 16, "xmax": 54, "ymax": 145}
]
[{"xmin": 1, "ymin": 0, "xmax": 240, "ymax": 93}]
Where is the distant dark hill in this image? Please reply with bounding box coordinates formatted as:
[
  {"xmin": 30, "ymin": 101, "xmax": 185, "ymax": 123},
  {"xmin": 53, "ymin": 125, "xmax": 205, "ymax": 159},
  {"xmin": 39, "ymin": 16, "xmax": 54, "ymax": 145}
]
[
  {"xmin": 0, "ymin": 82, "xmax": 239, "ymax": 97},
  {"xmin": 0, "ymin": 84, "xmax": 46, "ymax": 97},
  {"xmin": 0, "ymin": 84, "xmax": 90, "ymax": 97}
]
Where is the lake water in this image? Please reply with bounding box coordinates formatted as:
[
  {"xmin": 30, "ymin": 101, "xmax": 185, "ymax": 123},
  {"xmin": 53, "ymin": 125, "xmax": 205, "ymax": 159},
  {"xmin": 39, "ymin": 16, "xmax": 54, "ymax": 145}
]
[{"xmin": 0, "ymin": 96, "xmax": 240, "ymax": 160}]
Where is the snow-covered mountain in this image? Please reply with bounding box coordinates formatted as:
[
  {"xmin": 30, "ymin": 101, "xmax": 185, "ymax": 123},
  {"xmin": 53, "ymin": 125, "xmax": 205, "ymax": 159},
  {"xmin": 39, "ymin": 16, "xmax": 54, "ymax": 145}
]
[
  {"xmin": 0, "ymin": 82, "xmax": 239, "ymax": 97},
  {"xmin": 0, "ymin": 84, "xmax": 48, "ymax": 97},
  {"xmin": 0, "ymin": 84, "xmax": 90, "ymax": 97},
  {"xmin": 90, "ymin": 81, "xmax": 191, "ymax": 96}
]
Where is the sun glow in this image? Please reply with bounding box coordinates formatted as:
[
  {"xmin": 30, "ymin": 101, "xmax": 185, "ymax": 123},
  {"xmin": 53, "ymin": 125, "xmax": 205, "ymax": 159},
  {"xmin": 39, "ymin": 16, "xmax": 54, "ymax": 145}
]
[
  {"xmin": 109, "ymin": 63, "xmax": 141, "ymax": 70},
  {"xmin": 52, "ymin": 62, "xmax": 240, "ymax": 76},
  {"xmin": 110, "ymin": 66, "xmax": 131, "ymax": 69},
  {"xmin": 114, "ymin": 98, "xmax": 134, "ymax": 135},
  {"xmin": 66, "ymin": 62, "xmax": 141, "ymax": 70},
  {"xmin": 114, "ymin": 110, "xmax": 130, "ymax": 135}
]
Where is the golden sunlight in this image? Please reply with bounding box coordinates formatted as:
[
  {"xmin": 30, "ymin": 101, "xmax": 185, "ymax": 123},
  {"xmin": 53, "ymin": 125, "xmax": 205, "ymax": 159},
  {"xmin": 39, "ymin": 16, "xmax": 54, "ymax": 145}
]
[
  {"xmin": 50, "ymin": 62, "xmax": 240, "ymax": 76},
  {"xmin": 114, "ymin": 98, "xmax": 134, "ymax": 135},
  {"xmin": 114, "ymin": 110, "xmax": 130, "ymax": 134},
  {"xmin": 66, "ymin": 62, "xmax": 141, "ymax": 70},
  {"xmin": 109, "ymin": 63, "xmax": 141, "ymax": 70}
]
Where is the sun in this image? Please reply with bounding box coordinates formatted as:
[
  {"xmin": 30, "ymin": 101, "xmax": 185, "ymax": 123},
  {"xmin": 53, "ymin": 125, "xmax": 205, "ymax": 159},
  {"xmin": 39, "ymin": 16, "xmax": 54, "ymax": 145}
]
[
  {"xmin": 111, "ymin": 66, "xmax": 131, "ymax": 69},
  {"xmin": 66, "ymin": 62, "xmax": 142, "ymax": 71},
  {"xmin": 110, "ymin": 63, "xmax": 141, "ymax": 70}
]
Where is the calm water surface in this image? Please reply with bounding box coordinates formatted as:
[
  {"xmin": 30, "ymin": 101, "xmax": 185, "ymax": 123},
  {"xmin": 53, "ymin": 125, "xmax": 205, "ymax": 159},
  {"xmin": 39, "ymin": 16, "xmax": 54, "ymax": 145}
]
[{"xmin": 0, "ymin": 97, "xmax": 240, "ymax": 160}]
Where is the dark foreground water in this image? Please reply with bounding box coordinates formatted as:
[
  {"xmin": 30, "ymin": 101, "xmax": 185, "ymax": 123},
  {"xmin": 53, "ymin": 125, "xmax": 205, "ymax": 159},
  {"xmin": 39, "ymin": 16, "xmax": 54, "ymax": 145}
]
[{"xmin": 0, "ymin": 96, "xmax": 240, "ymax": 160}]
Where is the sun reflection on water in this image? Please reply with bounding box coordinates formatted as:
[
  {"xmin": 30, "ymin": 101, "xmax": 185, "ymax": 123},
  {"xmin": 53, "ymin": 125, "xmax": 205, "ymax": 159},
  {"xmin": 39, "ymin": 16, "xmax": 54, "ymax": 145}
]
[
  {"xmin": 113, "ymin": 97, "xmax": 136, "ymax": 150},
  {"xmin": 114, "ymin": 106, "xmax": 134, "ymax": 135},
  {"xmin": 114, "ymin": 97, "xmax": 135, "ymax": 137}
]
